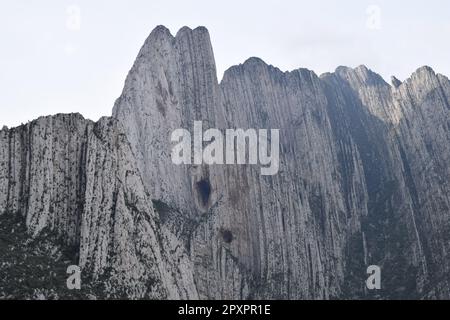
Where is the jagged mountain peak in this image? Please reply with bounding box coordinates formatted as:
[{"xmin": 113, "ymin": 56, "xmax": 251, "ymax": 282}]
[
  {"xmin": 144, "ymin": 25, "xmax": 210, "ymax": 41},
  {"xmin": 242, "ymin": 56, "xmax": 268, "ymax": 67},
  {"xmin": 393, "ymin": 65, "xmax": 449, "ymax": 104},
  {"xmin": 221, "ymin": 56, "xmax": 282, "ymax": 81},
  {"xmin": 132, "ymin": 25, "xmax": 215, "ymax": 73},
  {"xmin": 175, "ymin": 25, "xmax": 210, "ymax": 38},
  {"xmin": 148, "ymin": 24, "xmax": 172, "ymax": 38},
  {"xmin": 405, "ymin": 65, "xmax": 438, "ymax": 85},
  {"xmin": 221, "ymin": 56, "xmax": 320, "ymax": 87},
  {"xmin": 414, "ymin": 65, "xmax": 436, "ymax": 75},
  {"xmin": 1, "ymin": 25, "xmax": 450, "ymax": 300},
  {"xmin": 134, "ymin": 26, "xmax": 447, "ymax": 98},
  {"xmin": 391, "ymin": 76, "xmax": 402, "ymax": 88},
  {"xmin": 332, "ymin": 64, "xmax": 388, "ymax": 88}
]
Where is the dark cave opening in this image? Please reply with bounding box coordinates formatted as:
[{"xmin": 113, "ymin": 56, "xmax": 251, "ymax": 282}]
[
  {"xmin": 196, "ymin": 179, "xmax": 211, "ymax": 206},
  {"xmin": 221, "ymin": 229, "xmax": 233, "ymax": 244}
]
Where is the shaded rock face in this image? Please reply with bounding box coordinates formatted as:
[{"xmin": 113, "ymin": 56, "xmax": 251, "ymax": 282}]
[{"xmin": 1, "ymin": 26, "xmax": 450, "ymax": 299}]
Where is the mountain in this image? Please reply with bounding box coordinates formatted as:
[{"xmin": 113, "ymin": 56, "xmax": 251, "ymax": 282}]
[{"xmin": 1, "ymin": 26, "xmax": 450, "ymax": 299}]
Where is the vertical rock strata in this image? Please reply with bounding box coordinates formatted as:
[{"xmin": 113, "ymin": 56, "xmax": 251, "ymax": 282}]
[
  {"xmin": 0, "ymin": 114, "xmax": 197, "ymax": 299},
  {"xmin": 1, "ymin": 26, "xmax": 450, "ymax": 299}
]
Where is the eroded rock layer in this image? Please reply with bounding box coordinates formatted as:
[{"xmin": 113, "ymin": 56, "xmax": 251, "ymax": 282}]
[{"xmin": 1, "ymin": 26, "xmax": 450, "ymax": 299}]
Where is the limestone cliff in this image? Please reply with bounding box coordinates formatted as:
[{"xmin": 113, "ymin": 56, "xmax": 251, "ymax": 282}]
[
  {"xmin": 1, "ymin": 26, "xmax": 450, "ymax": 299},
  {"xmin": 0, "ymin": 114, "xmax": 196, "ymax": 299}
]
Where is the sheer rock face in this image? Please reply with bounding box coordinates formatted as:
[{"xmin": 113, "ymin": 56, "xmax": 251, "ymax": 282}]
[
  {"xmin": 112, "ymin": 26, "xmax": 450, "ymax": 299},
  {"xmin": 0, "ymin": 114, "xmax": 197, "ymax": 299},
  {"xmin": 1, "ymin": 25, "xmax": 450, "ymax": 299}
]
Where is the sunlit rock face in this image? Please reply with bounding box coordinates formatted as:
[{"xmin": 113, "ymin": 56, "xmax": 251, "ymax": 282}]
[
  {"xmin": 0, "ymin": 114, "xmax": 197, "ymax": 299},
  {"xmin": 1, "ymin": 25, "xmax": 450, "ymax": 299}
]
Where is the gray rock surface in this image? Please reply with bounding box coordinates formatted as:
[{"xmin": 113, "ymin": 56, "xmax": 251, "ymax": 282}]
[
  {"xmin": 0, "ymin": 114, "xmax": 196, "ymax": 299},
  {"xmin": 1, "ymin": 25, "xmax": 450, "ymax": 299}
]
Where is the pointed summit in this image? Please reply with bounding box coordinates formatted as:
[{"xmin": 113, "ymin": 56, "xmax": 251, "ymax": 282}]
[
  {"xmin": 334, "ymin": 65, "xmax": 388, "ymax": 87},
  {"xmin": 402, "ymin": 65, "xmax": 440, "ymax": 93},
  {"xmin": 391, "ymin": 76, "xmax": 402, "ymax": 88}
]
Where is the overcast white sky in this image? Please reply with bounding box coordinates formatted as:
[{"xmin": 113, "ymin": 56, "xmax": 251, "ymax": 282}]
[{"xmin": 1, "ymin": 0, "xmax": 449, "ymax": 127}]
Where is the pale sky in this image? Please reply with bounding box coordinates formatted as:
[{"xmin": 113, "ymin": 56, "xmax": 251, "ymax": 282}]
[{"xmin": 1, "ymin": 0, "xmax": 449, "ymax": 128}]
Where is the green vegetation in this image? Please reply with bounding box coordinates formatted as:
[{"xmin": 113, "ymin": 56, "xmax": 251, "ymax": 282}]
[{"xmin": 0, "ymin": 212, "xmax": 103, "ymax": 300}]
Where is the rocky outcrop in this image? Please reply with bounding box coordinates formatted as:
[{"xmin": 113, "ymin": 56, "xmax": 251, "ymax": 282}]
[
  {"xmin": 0, "ymin": 114, "xmax": 197, "ymax": 299},
  {"xmin": 112, "ymin": 26, "xmax": 450, "ymax": 299},
  {"xmin": 1, "ymin": 25, "xmax": 450, "ymax": 299}
]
